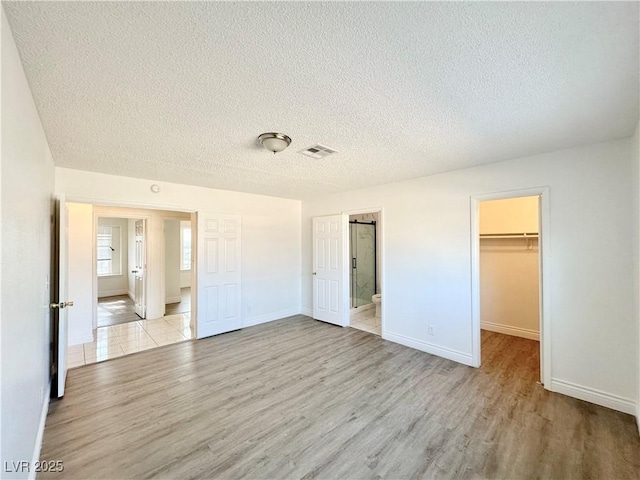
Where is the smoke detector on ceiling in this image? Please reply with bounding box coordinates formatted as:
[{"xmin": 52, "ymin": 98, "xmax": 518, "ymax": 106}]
[{"xmin": 298, "ymin": 144, "xmax": 337, "ymax": 159}]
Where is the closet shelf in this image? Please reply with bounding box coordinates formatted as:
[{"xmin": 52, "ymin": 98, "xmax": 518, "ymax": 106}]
[{"xmin": 480, "ymin": 232, "xmax": 538, "ymax": 239}]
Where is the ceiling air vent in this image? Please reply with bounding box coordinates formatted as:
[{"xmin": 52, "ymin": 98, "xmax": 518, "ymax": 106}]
[{"xmin": 298, "ymin": 144, "xmax": 337, "ymax": 159}]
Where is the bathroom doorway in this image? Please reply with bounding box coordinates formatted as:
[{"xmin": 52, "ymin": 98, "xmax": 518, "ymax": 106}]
[{"xmin": 348, "ymin": 212, "xmax": 381, "ymax": 336}]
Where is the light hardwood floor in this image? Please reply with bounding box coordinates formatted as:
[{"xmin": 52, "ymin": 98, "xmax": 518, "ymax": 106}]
[
  {"xmin": 97, "ymin": 295, "xmax": 141, "ymax": 327},
  {"xmin": 165, "ymin": 287, "xmax": 191, "ymax": 315},
  {"xmin": 41, "ymin": 316, "xmax": 640, "ymax": 479}
]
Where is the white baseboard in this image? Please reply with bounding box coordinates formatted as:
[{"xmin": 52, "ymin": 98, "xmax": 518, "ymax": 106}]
[
  {"xmin": 29, "ymin": 381, "xmax": 51, "ymax": 480},
  {"xmin": 383, "ymin": 331, "xmax": 474, "ymax": 366},
  {"xmin": 243, "ymin": 308, "xmax": 301, "ymax": 328},
  {"xmin": 68, "ymin": 334, "xmax": 94, "ymax": 346},
  {"xmin": 481, "ymin": 321, "xmax": 540, "ymax": 341},
  {"xmin": 165, "ymin": 295, "xmax": 182, "ymax": 304},
  {"xmin": 550, "ymin": 378, "xmax": 636, "ymax": 415},
  {"xmin": 300, "ymin": 307, "xmax": 313, "ymax": 317},
  {"xmin": 97, "ymin": 289, "xmax": 128, "ymax": 298}
]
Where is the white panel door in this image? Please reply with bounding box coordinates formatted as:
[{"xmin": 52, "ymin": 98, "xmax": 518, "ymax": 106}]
[
  {"xmin": 51, "ymin": 195, "xmax": 72, "ymax": 397},
  {"xmin": 196, "ymin": 213, "xmax": 242, "ymax": 339},
  {"xmin": 133, "ymin": 219, "xmax": 146, "ymax": 318},
  {"xmin": 312, "ymin": 215, "xmax": 345, "ymax": 326}
]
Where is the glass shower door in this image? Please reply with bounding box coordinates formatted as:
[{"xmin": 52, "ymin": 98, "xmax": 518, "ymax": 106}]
[{"xmin": 351, "ymin": 222, "xmax": 376, "ymax": 307}]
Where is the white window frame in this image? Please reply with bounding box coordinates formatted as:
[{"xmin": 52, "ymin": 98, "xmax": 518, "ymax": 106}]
[{"xmin": 97, "ymin": 225, "xmax": 122, "ymax": 277}]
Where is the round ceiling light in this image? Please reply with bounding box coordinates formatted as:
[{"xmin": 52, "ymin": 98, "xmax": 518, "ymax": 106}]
[{"xmin": 258, "ymin": 132, "xmax": 292, "ymax": 154}]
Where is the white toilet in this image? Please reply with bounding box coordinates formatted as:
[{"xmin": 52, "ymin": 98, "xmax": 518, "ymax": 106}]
[{"xmin": 372, "ymin": 293, "xmax": 382, "ymax": 318}]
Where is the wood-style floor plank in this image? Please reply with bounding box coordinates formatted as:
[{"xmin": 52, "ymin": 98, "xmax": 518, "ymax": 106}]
[{"xmin": 40, "ymin": 315, "xmax": 640, "ymax": 479}]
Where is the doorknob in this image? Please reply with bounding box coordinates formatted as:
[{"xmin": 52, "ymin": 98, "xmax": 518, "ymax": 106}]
[
  {"xmin": 132, "ymin": 270, "xmax": 138, "ymax": 273},
  {"xmin": 312, "ymin": 272, "xmax": 317, "ymax": 276},
  {"xmin": 50, "ymin": 301, "xmax": 74, "ymax": 309}
]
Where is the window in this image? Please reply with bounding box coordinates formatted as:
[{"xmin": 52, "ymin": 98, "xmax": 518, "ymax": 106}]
[
  {"xmin": 181, "ymin": 223, "xmax": 192, "ymax": 270},
  {"xmin": 97, "ymin": 225, "xmax": 121, "ymax": 276}
]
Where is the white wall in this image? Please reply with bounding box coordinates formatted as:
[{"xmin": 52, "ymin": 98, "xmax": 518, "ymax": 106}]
[
  {"xmin": 1, "ymin": 10, "xmax": 55, "ymax": 477},
  {"xmin": 164, "ymin": 219, "xmax": 181, "ymax": 303},
  {"xmin": 302, "ymin": 137, "xmax": 637, "ymax": 415},
  {"xmin": 480, "ymin": 197, "xmax": 540, "ymax": 340},
  {"xmin": 479, "ymin": 196, "xmax": 539, "ymax": 234},
  {"xmin": 67, "ymin": 203, "xmax": 94, "ymax": 345},
  {"xmin": 96, "ymin": 217, "xmax": 128, "ymax": 298},
  {"xmin": 56, "ymin": 168, "xmax": 302, "ymax": 326}
]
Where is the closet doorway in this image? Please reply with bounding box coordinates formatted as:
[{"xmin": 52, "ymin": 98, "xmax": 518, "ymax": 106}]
[{"xmin": 471, "ymin": 189, "xmax": 550, "ymax": 386}]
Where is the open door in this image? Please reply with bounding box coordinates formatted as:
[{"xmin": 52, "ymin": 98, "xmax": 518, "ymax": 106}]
[
  {"xmin": 133, "ymin": 219, "xmax": 146, "ymax": 318},
  {"xmin": 537, "ymin": 194, "xmax": 544, "ymax": 384},
  {"xmin": 196, "ymin": 213, "xmax": 241, "ymax": 339},
  {"xmin": 312, "ymin": 215, "xmax": 346, "ymax": 326},
  {"xmin": 51, "ymin": 195, "xmax": 73, "ymax": 398}
]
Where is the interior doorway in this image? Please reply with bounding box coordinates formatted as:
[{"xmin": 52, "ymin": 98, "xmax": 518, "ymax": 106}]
[
  {"xmin": 67, "ymin": 205, "xmax": 196, "ymax": 369},
  {"xmin": 96, "ymin": 216, "xmax": 145, "ymax": 328},
  {"xmin": 348, "ymin": 213, "xmax": 381, "ymax": 336},
  {"xmin": 311, "ymin": 209, "xmax": 384, "ymax": 333},
  {"xmin": 471, "ymin": 188, "xmax": 550, "ymax": 386}
]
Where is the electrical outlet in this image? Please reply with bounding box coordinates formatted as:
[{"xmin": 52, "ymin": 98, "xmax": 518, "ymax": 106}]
[{"xmin": 428, "ymin": 325, "xmax": 435, "ymax": 336}]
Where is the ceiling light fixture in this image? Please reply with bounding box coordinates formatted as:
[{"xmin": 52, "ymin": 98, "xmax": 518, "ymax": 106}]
[{"xmin": 258, "ymin": 132, "xmax": 292, "ymax": 154}]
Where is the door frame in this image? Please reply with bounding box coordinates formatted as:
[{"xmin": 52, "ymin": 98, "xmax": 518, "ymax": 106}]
[
  {"xmin": 341, "ymin": 207, "xmax": 385, "ymax": 336},
  {"xmin": 470, "ymin": 187, "xmax": 551, "ymax": 387}
]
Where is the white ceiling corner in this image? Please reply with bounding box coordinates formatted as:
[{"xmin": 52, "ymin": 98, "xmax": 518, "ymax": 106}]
[{"xmin": 3, "ymin": 1, "xmax": 639, "ymax": 200}]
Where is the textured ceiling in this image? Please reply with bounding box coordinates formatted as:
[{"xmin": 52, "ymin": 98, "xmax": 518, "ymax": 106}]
[{"xmin": 4, "ymin": 1, "xmax": 639, "ymax": 199}]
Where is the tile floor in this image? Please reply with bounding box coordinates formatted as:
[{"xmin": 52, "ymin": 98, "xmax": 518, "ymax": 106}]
[
  {"xmin": 350, "ymin": 306, "xmax": 381, "ymax": 335},
  {"xmin": 67, "ymin": 314, "xmax": 194, "ymax": 368}
]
